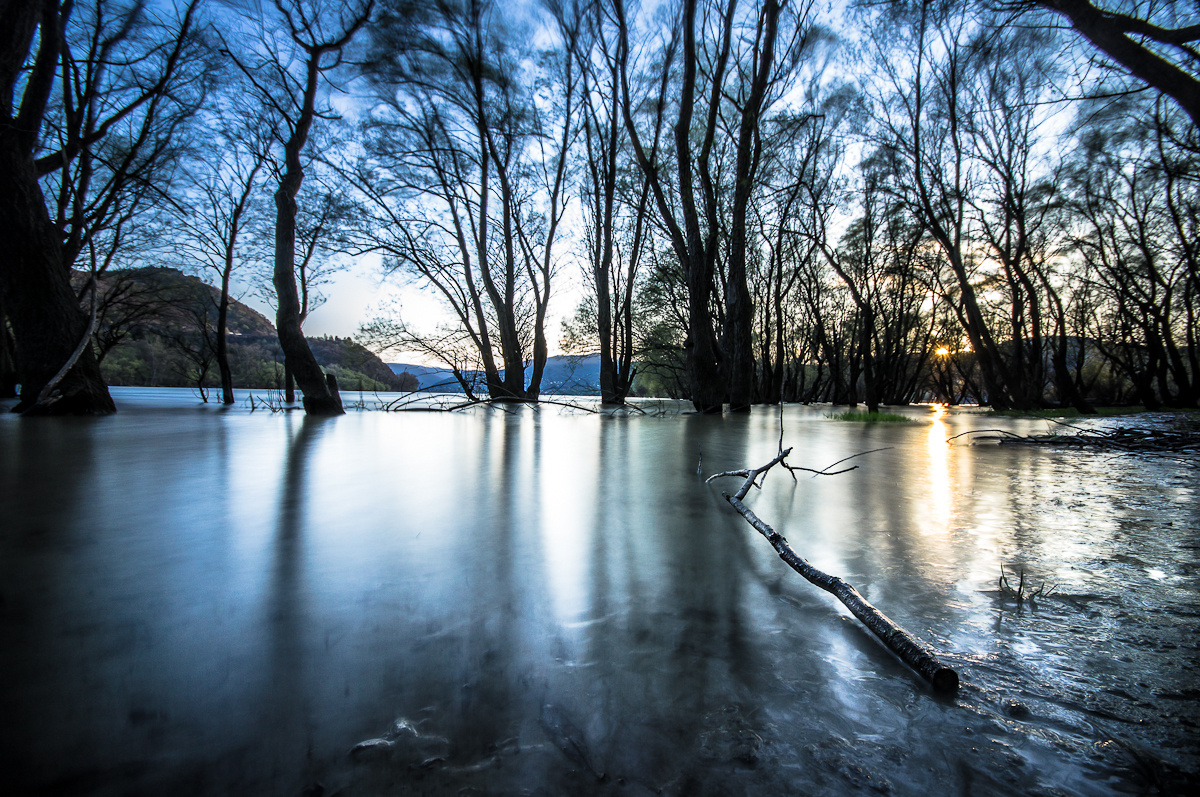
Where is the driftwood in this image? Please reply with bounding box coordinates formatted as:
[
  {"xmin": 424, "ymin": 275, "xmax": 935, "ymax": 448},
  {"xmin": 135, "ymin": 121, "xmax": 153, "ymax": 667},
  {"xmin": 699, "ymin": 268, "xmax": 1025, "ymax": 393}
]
[
  {"xmin": 708, "ymin": 449, "xmax": 960, "ymax": 692},
  {"xmin": 376, "ymin": 393, "xmax": 667, "ymax": 416},
  {"xmin": 948, "ymin": 420, "xmax": 1200, "ymax": 456}
]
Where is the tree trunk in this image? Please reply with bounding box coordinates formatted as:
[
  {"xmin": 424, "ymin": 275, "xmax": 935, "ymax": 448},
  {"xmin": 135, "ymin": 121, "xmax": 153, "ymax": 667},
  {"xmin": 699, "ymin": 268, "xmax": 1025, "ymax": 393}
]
[
  {"xmin": 725, "ymin": 0, "xmax": 782, "ymax": 413},
  {"xmin": 861, "ymin": 312, "xmax": 878, "ymax": 414},
  {"xmin": 0, "ymin": 1, "xmax": 114, "ymax": 415},
  {"xmin": 0, "ymin": 302, "xmax": 17, "ymax": 398},
  {"xmin": 275, "ymin": 182, "xmax": 340, "ymax": 414},
  {"xmin": 677, "ymin": 0, "xmax": 729, "ymax": 415},
  {"xmin": 527, "ymin": 321, "xmax": 548, "ymax": 400},
  {"xmin": 616, "ymin": 0, "xmax": 725, "ymax": 413},
  {"xmin": 597, "ymin": 250, "xmax": 618, "ymax": 404},
  {"xmin": 260, "ymin": 4, "xmax": 368, "ymax": 417},
  {"xmin": 216, "ymin": 267, "xmax": 234, "ymax": 406},
  {"xmin": 686, "ymin": 289, "xmax": 725, "ymax": 413},
  {"xmin": 723, "ymin": 269, "xmax": 753, "ymax": 411},
  {"xmin": 1038, "ymin": 0, "xmax": 1200, "ymax": 130},
  {"xmin": 0, "ymin": 131, "xmax": 115, "ymax": 415}
]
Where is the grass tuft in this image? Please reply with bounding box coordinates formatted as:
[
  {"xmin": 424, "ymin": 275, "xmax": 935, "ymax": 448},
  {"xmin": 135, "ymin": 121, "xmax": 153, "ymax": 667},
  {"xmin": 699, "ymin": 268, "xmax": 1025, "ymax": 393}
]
[{"xmin": 825, "ymin": 410, "xmax": 917, "ymax": 423}]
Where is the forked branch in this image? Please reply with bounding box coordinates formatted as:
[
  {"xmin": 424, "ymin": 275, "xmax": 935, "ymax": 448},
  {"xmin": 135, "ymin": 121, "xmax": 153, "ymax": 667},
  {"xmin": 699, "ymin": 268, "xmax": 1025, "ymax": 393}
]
[{"xmin": 708, "ymin": 450, "xmax": 960, "ymax": 692}]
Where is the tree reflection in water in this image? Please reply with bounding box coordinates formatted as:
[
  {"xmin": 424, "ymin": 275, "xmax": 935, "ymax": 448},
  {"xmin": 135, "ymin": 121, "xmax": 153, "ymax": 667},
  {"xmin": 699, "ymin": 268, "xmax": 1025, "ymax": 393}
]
[{"xmin": 0, "ymin": 393, "xmax": 1195, "ymax": 794}]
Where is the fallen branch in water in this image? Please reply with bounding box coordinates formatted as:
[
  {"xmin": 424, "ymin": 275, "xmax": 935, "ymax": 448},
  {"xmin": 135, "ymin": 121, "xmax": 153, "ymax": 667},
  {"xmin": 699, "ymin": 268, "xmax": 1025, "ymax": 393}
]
[
  {"xmin": 707, "ymin": 449, "xmax": 960, "ymax": 692},
  {"xmin": 948, "ymin": 419, "xmax": 1200, "ymax": 456},
  {"xmin": 376, "ymin": 393, "xmax": 663, "ymax": 417}
]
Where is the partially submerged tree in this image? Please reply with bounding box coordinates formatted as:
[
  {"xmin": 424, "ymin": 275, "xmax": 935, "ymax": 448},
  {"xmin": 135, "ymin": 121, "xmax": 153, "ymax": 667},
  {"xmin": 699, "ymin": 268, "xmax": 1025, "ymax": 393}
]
[
  {"xmin": 1064, "ymin": 94, "xmax": 1199, "ymax": 408},
  {"xmin": 721, "ymin": 0, "xmax": 816, "ymax": 411},
  {"xmin": 285, "ymin": 179, "xmax": 362, "ymax": 400},
  {"xmin": 354, "ymin": 0, "xmax": 578, "ymax": 401},
  {"xmin": 612, "ymin": 0, "xmax": 728, "ymax": 412},
  {"xmin": 248, "ymin": 164, "xmax": 357, "ymax": 403},
  {"xmin": 612, "ymin": 0, "xmax": 826, "ymax": 411},
  {"xmin": 871, "ymin": 2, "xmax": 1032, "ymax": 408},
  {"xmin": 175, "ymin": 97, "xmax": 274, "ymax": 405},
  {"xmin": 0, "ymin": 0, "xmax": 201, "ymax": 414},
  {"xmin": 224, "ymin": 0, "xmax": 372, "ymax": 415},
  {"xmin": 558, "ymin": 0, "xmax": 653, "ymax": 404},
  {"xmin": 163, "ymin": 277, "xmax": 219, "ymax": 401}
]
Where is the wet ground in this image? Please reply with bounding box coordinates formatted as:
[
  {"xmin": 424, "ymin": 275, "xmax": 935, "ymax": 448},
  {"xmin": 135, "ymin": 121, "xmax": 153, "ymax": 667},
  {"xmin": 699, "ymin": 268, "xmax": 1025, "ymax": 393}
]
[{"xmin": 1, "ymin": 389, "xmax": 1197, "ymax": 795}]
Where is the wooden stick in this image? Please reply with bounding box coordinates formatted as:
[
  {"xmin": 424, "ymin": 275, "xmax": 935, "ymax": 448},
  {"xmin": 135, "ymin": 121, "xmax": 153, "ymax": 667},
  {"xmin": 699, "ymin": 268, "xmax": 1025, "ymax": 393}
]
[{"xmin": 708, "ymin": 450, "xmax": 960, "ymax": 692}]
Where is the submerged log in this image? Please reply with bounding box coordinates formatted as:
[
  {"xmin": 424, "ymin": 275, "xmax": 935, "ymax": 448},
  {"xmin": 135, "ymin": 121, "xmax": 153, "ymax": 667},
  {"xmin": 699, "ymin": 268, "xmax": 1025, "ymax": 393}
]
[{"xmin": 708, "ymin": 449, "xmax": 959, "ymax": 692}]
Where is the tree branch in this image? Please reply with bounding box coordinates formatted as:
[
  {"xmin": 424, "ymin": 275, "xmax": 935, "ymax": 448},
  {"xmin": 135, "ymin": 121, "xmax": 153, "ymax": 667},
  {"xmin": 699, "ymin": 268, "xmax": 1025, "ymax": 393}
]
[{"xmin": 707, "ymin": 450, "xmax": 960, "ymax": 692}]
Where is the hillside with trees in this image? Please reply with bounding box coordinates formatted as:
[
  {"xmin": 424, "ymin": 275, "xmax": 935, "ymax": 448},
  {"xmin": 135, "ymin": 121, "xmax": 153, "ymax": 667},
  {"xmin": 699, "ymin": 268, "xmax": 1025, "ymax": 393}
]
[{"xmin": 86, "ymin": 267, "xmax": 416, "ymax": 396}]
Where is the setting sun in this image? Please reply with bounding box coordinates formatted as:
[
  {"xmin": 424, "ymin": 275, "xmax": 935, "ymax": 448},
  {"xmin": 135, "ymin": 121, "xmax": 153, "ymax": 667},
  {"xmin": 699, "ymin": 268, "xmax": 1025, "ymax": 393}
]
[{"xmin": 935, "ymin": 347, "xmax": 950, "ymax": 356}]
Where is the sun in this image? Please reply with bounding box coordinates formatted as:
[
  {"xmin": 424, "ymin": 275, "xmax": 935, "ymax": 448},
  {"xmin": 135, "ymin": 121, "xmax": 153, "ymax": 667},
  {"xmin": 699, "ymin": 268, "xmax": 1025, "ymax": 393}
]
[{"xmin": 935, "ymin": 347, "xmax": 949, "ymax": 356}]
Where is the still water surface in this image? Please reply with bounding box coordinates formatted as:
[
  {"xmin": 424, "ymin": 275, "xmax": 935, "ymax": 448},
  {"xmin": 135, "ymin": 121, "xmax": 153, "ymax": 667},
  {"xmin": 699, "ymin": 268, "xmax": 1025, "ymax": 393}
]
[{"xmin": 1, "ymin": 389, "xmax": 1197, "ymax": 795}]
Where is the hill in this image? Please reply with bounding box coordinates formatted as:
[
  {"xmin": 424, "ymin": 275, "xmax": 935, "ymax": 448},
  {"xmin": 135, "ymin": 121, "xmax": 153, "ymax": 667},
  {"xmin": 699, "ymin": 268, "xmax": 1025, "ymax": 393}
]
[{"xmin": 89, "ymin": 267, "xmax": 416, "ymax": 392}]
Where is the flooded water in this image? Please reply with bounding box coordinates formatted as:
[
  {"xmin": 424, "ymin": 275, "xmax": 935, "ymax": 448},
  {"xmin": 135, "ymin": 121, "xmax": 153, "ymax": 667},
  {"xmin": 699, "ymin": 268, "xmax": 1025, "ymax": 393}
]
[{"xmin": 1, "ymin": 388, "xmax": 1197, "ymax": 796}]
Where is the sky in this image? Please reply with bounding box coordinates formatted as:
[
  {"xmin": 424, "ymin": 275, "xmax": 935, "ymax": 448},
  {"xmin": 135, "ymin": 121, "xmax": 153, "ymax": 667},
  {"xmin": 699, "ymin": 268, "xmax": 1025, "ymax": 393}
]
[
  {"xmin": 206, "ymin": 0, "xmax": 590, "ymax": 365},
  {"xmin": 233, "ymin": 250, "xmax": 588, "ymax": 366}
]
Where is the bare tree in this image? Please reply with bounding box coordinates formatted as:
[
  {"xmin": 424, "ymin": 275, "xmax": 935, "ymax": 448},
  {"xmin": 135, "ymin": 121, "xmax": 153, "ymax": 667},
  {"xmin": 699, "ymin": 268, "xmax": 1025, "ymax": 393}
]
[
  {"xmin": 0, "ymin": 0, "xmax": 202, "ymax": 414},
  {"xmin": 611, "ymin": 0, "xmax": 825, "ymax": 411},
  {"xmin": 1065, "ymin": 94, "xmax": 1199, "ymax": 407},
  {"xmin": 611, "ymin": 0, "xmax": 729, "ymax": 411},
  {"xmin": 869, "ymin": 1, "xmax": 1034, "ymax": 408},
  {"xmin": 358, "ymin": 313, "xmax": 487, "ymax": 398},
  {"xmin": 165, "ymin": 278, "xmax": 219, "ymax": 401},
  {"xmin": 354, "ymin": 0, "xmax": 577, "ymax": 401},
  {"xmin": 558, "ymin": 0, "xmax": 653, "ymax": 404},
  {"xmin": 722, "ymin": 0, "xmax": 817, "ymax": 411},
  {"xmin": 960, "ymin": 26, "xmax": 1091, "ymax": 410},
  {"xmin": 1024, "ymin": 0, "xmax": 1200, "ymax": 129},
  {"xmin": 224, "ymin": 0, "xmax": 373, "ymax": 415},
  {"xmin": 42, "ymin": 1, "xmax": 206, "ymax": 280},
  {"xmin": 252, "ymin": 161, "xmax": 358, "ymax": 403},
  {"xmin": 88, "ymin": 266, "xmax": 183, "ymax": 364},
  {"xmin": 175, "ymin": 92, "xmax": 275, "ymax": 405}
]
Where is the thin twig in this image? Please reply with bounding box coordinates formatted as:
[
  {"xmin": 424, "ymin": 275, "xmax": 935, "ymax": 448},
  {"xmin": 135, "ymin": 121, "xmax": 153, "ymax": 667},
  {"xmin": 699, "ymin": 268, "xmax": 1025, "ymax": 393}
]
[{"xmin": 783, "ymin": 446, "xmax": 893, "ymax": 477}]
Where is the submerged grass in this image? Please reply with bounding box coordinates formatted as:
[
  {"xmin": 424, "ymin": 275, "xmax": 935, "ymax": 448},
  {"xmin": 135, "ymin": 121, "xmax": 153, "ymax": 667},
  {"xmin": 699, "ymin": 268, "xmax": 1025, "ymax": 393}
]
[{"xmin": 825, "ymin": 410, "xmax": 917, "ymax": 423}]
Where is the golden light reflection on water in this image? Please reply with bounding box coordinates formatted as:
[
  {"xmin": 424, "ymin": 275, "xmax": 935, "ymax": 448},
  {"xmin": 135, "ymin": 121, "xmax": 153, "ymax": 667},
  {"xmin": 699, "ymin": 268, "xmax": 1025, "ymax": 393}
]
[{"xmin": 925, "ymin": 404, "xmax": 952, "ymax": 534}]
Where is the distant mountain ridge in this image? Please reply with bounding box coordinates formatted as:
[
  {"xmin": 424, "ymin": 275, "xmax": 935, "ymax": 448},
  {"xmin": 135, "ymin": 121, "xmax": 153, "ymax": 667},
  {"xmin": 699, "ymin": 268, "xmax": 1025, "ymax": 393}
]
[{"xmin": 389, "ymin": 354, "xmax": 602, "ymax": 395}]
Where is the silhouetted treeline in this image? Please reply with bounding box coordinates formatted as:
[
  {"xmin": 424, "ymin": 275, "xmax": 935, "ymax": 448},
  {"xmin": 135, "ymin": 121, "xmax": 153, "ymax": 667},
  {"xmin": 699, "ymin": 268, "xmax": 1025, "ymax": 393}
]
[{"xmin": 1, "ymin": 0, "xmax": 1195, "ymax": 414}]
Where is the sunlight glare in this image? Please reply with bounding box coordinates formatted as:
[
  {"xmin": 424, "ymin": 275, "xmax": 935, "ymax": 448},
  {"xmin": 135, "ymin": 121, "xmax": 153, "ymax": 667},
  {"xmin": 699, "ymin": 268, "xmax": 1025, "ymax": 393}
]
[
  {"xmin": 925, "ymin": 405, "xmax": 952, "ymax": 534},
  {"xmin": 538, "ymin": 420, "xmax": 592, "ymax": 625}
]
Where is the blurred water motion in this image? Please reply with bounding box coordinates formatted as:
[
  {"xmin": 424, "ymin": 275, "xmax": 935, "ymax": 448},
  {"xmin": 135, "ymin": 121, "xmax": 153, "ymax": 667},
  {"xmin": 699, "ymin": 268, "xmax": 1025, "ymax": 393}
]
[{"xmin": 1, "ymin": 388, "xmax": 1196, "ymax": 795}]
